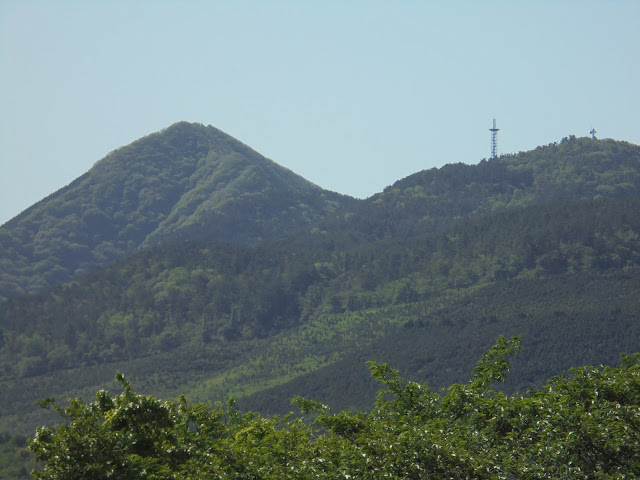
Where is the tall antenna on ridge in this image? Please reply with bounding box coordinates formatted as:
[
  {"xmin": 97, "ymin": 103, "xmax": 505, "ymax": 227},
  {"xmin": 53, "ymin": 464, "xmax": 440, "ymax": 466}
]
[{"xmin": 489, "ymin": 118, "xmax": 500, "ymax": 158}]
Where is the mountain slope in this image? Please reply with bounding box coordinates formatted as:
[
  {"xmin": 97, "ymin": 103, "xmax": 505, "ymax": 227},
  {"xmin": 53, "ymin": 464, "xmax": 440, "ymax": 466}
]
[
  {"xmin": 0, "ymin": 122, "xmax": 354, "ymax": 300},
  {"xmin": 238, "ymin": 268, "xmax": 640, "ymax": 415},
  {"xmin": 2, "ymin": 195, "xmax": 639, "ymax": 417}
]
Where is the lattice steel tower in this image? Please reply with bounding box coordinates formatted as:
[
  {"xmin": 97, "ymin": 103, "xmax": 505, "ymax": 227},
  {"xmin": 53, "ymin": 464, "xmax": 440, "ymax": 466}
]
[{"xmin": 489, "ymin": 118, "xmax": 500, "ymax": 158}]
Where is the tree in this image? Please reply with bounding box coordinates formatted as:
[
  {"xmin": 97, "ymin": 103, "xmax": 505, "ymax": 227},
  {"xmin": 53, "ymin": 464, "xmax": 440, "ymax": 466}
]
[{"xmin": 29, "ymin": 373, "xmax": 228, "ymax": 479}]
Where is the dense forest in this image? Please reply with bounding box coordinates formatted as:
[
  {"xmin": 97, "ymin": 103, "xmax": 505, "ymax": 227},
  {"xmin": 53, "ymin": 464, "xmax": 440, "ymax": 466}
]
[
  {"xmin": 0, "ymin": 124, "xmax": 639, "ymax": 478},
  {"xmin": 2, "ymin": 197, "xmax": 639, "ymax": 382}
]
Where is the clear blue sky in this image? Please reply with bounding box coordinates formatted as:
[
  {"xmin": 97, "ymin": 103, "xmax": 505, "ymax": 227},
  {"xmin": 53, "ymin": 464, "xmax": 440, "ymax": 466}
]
[{"xmin": 1, "ymin": 1, "xmax": 638, "ymax": 225}]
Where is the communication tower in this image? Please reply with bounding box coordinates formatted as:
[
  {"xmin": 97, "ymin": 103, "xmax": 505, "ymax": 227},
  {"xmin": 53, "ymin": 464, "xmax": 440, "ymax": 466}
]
[
  {"xmin": 489, "ymin": 118, "xmax": 500, "ymax": 158},
  {"xmin": 590, "ymin": 128, "xmax": 597, "ymax": 140}
]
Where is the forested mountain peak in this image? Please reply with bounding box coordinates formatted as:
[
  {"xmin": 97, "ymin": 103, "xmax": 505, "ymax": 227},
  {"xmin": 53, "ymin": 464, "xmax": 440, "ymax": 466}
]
[
  {"xmin": 0, "ymin": 122, "xmax": 354, "ymax": 300},
  {"xmin": 387, "ymin": 135, "xmax": 639, "ymax": 200},
  {"xmin": 306, "ymin": 135, "xmax": 640, "ymax": 247}
]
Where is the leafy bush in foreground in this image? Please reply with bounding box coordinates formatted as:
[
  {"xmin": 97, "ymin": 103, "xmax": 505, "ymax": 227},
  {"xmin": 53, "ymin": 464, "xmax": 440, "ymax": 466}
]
[{"xmin": 29, "ymin": 336, "xmax": 640, "ymax": 479}]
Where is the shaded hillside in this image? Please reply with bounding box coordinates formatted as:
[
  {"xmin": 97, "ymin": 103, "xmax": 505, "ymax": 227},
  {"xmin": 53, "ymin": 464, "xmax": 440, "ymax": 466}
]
[{"xmin": 0, "ymin": 122, "xmax": 354, "ymax": 300}]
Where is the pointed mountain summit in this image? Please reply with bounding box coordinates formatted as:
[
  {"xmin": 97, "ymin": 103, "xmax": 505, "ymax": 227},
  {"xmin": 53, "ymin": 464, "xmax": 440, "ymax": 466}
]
[{"xmin": 0, "ymin": 122, "xmax": 354, "ymax": 300}]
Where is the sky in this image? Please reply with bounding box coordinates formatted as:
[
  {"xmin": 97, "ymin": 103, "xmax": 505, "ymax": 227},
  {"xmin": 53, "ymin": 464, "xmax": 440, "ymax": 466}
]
[{"xmin": 1, "ymin": 1, "xmax": 638, "ymax": 226}]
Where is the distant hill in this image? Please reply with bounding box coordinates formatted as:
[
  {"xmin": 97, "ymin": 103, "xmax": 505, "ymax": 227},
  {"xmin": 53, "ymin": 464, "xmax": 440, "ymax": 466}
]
[{"xmin": 0, "ymin": 122, "xmax": 354, "ymax": 300}]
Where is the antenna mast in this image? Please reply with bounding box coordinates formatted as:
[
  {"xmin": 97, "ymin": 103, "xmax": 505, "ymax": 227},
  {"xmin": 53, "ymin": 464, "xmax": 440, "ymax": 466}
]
[{"xmin": 489, "ymin": 118, "xmax": 500, "ymax": 158}]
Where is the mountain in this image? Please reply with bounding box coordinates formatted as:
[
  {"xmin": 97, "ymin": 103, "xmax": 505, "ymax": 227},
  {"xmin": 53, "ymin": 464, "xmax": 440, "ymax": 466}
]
[
  {"xmin": 1, "ymin": 131, "xmax": 639, "ymax": 478},
  {"xmin": 0, "ymin": 122, "xmax": 354, "ymax": 301}
]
